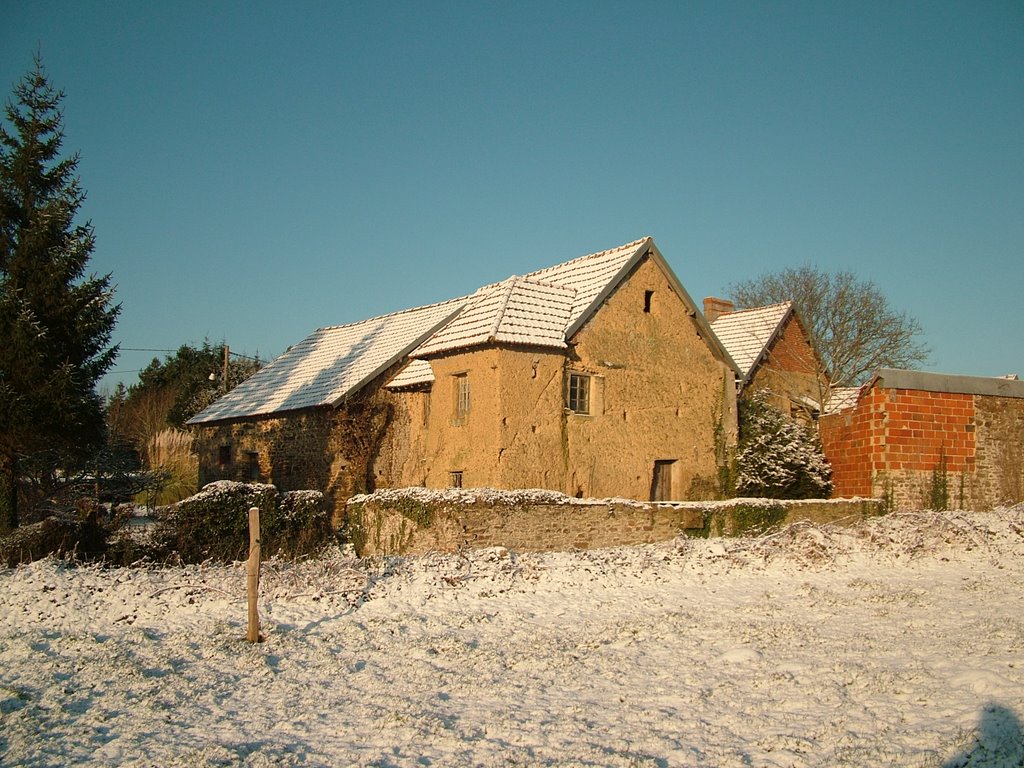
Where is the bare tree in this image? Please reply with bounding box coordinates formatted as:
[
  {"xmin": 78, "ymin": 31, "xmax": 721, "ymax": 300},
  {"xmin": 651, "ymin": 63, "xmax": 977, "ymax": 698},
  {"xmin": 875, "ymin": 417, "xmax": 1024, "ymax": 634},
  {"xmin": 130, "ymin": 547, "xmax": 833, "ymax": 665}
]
[{"xmin": 730, "ymin": 266, "xmax": 929, "ymax": 387}]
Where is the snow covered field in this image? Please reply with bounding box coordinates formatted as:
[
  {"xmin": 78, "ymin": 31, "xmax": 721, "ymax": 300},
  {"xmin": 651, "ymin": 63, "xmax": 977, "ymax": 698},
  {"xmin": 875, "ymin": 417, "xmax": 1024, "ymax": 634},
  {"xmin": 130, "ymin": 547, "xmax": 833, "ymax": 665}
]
[{"xmin": 2, "ymin": 507, "xmax": 1023, "ymax": 767}]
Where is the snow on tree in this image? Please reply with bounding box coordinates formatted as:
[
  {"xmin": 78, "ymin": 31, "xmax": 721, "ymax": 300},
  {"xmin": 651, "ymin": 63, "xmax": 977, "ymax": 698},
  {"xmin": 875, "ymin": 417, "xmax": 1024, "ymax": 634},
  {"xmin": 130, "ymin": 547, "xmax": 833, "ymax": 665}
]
[{"xmin": 735, "ymin": 392, "xmax": 832, "ymax": 499}]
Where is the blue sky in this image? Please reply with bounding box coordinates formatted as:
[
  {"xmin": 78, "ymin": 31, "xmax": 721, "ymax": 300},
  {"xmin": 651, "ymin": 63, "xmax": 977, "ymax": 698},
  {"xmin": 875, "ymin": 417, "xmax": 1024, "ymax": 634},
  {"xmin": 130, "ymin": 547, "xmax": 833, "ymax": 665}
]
[{"xmin": 4, "ymin": 1, "xmax": 1022, "ymax": 390}]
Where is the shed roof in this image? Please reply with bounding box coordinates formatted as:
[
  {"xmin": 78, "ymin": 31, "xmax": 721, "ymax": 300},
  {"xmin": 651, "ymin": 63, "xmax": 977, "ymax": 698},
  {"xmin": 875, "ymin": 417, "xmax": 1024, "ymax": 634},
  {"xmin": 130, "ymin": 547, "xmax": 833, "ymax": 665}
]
[
  {"xmin": 709, "ymin": 302, "xmax": 793, "ymax": 382},
  {"xmin": 870, "ymin": 369, "xmax": 1024, "ymax": 399}
]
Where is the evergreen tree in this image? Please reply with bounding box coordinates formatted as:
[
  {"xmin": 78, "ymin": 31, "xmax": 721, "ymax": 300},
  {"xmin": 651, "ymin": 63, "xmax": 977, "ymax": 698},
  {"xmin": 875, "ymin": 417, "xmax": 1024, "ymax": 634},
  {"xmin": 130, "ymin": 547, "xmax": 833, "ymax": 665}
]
[
  {"xmin": 0, "ymin": 57, "xmax": 120, "ymax": 531},
  {"xmin": 735, "ymin": 392, "xmax": 833, "ymax": 500},
  {"xmin": 109, "ymin": 342, "xmax": 260, "ymax": 464}
]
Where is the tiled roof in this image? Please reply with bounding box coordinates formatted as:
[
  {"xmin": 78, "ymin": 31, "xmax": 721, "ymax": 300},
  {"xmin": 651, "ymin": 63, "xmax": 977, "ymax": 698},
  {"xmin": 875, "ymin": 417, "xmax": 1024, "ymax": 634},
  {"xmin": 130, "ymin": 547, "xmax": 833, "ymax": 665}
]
[
  {"xmin": 522, "ymin": 238, "xmax": 651, "ymax": 334},
  {"xmin": 384, "ymin": 359, "xmax": 435, "ymax": 390},
  {"xmin": 188, "ymin": 236, "xmax": 734, "ymax": 424},
  {"xmin": 187, "ymin": 299, "xmax": 464, "ymax": 424},
  {"xmin": 412, "ymin": 276, "xmax": 576, "ymax": 356},
  {"xmin": 824, "ymin": 386, "xmax": 863, "ymax": 415},
  {"xmin": 709, "ymin": 302, "xmax": 793, "ymax": 381}
]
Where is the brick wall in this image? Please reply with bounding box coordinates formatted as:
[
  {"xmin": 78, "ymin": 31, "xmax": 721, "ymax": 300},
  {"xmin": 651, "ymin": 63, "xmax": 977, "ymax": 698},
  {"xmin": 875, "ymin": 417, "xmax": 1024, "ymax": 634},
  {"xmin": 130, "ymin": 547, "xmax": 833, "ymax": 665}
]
[
  {"xmin": 820, "ymin": 388, "xmax": 886, "ymax": 498},
  {"xmin": 821, "ymin": 379, "xmax": 1024, "ymax": 510}
]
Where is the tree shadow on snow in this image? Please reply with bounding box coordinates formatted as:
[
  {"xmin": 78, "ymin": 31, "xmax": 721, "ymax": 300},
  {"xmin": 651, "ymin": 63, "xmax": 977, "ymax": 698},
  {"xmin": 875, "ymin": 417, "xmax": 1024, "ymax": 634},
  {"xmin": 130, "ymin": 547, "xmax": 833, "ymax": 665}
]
[{"xmin": 943, "ymin": 703, "xmax": 1024, "ymax": 767}]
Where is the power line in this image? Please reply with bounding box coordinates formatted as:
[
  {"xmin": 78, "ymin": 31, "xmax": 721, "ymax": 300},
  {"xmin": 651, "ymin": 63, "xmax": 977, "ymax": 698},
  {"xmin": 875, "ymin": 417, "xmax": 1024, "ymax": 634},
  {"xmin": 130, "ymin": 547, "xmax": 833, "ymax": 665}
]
[{"xmin": 119, "ymin": 346, "xmax": 261, "ymax": 361}]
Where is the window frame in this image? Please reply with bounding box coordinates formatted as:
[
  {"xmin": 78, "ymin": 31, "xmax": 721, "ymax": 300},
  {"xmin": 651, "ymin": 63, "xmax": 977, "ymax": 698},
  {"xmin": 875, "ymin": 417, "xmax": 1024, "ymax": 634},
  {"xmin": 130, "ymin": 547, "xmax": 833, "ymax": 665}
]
[
  {"xmin": 567, "ymin": 372, "xmax": 591, "ymax": 415},
  {"xmin": 454, "ymin": 372, "xmax": 470, "ymax": 418}
]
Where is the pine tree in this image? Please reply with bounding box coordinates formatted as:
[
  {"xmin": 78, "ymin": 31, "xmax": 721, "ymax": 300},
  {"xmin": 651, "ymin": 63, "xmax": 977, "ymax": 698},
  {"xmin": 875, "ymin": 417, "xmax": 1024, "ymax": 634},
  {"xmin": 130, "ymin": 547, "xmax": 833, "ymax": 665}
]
[{"xmin": 0, "ymin": 56, "xmax": 120, "ymax": 532}]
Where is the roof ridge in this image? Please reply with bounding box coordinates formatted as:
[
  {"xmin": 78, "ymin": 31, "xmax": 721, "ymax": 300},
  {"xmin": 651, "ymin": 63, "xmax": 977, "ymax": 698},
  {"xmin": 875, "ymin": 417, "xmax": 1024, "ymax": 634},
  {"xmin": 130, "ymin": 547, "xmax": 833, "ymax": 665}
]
[
  {"xmin": 718, "ymin": 300, "xmax": 792, "ymax": 319},
  {"xmin": 515, "ymin": 275, "xmax": 579, "ymax": 294},
  {"xmin": 525, "ymin": 236, "xmax": 651, "ymax": 279},
  {"xmin": 316, "ymin": 295, "xmax": 469, "ymax": 333},
  {"xmin": 487, "ymin": 277, "xmax": 520, "ymax": 340}
]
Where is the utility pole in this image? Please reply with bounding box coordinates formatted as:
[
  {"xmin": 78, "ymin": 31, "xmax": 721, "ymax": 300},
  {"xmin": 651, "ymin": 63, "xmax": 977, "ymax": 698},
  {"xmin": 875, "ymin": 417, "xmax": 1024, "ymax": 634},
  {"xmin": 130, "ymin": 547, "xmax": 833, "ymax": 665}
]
[{"xmin": 222, "ymin": 344, "xmax": 230, "ymax": 392}]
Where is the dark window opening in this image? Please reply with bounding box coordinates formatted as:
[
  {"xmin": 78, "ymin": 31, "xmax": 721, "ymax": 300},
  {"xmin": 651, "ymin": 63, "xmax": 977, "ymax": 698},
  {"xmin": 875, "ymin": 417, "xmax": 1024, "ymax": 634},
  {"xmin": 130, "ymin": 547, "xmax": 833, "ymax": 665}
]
[
  {"xmin": 246, "ymin": 451, "xmax": 260, "ymax": 481},
  {"xmin": 450, "ymin": 471, "xmax": 463, "ymax": 488},
  {"xmin": 644, "ymin": 290, "xmax": 654, "ymax": 313},
  {"xmin": 568, "ymin": 373, "xmax": 591, "ymax": 414},
  {"xmin": 218, "ymin": 445, "xmax": 232, "ymax": 467}
]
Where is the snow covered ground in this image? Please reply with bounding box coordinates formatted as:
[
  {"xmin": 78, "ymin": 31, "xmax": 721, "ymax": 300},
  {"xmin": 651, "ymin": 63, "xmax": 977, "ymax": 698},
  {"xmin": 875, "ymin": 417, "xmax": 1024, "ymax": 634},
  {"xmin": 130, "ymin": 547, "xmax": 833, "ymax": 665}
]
[{"xmin": 2, "ymin": 507, "xmax": 1023, "ymax": 767}]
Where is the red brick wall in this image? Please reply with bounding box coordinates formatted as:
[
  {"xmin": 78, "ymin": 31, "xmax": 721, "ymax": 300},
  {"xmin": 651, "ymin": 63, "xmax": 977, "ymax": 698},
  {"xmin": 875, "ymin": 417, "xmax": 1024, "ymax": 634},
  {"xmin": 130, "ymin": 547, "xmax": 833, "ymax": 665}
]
[
  {"xmin": 880, "ymin": 389, "xmax": 975, "ymax": 473},
  {"xmin": 820, "ymin": 388, "xmax": 886, "ymax": 497},
  {"xmin": 821, "ymin": 385, "xmax": 979, "ymax": 507},
  {"xmin": 766, "ymin": 317, "xmax": 819, "ymax": 376}
]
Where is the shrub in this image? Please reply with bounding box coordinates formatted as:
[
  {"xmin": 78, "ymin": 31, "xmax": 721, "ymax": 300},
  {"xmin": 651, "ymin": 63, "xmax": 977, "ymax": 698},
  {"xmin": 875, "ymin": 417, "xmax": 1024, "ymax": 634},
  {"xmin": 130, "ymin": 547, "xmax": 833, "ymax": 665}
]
[
  {"xmin": 168, "ymin": 481, "xmax": 279, "ymax": 563},
  {"xmin": 0, "ymin": 504, "xmax": 108, "ymax": 566},
  {"xmin": 275, "ymin": 490, "xmax": 332, "ymax": 558},
  {"xmin": 167, "ymin": 482, "xmax": 333, "ymax": 563},
  {"xmin": 735, "ymin": 392, "xmax": 833, "ymax": 499}
]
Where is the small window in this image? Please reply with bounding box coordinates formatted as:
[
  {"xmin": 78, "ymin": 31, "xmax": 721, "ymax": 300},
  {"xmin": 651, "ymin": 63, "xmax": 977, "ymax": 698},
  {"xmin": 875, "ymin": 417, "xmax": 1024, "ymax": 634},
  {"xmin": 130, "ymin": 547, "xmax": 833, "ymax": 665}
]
[
  {"xmin": 454, "ymin": 373, "xmax": 470, "ymax": 417},
  {"xmin": 450, "ymin": 471, "xmax": 463, "ymax": 488},
  {"xmin": 568, "ymin": 373, "xmax": 591, "ymax": 414},
  {"xmin": 218, "ymin": 445, "xmax": 232, "ymax": 467},
  {"xmin": 644, "ymin": 290, "xmax": 654, "ymax": 313}
]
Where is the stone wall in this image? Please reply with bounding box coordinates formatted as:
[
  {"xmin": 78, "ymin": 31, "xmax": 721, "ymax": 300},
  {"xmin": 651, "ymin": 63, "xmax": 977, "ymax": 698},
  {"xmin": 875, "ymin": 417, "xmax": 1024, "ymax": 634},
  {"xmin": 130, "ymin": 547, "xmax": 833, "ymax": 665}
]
[
  {"xmin": 347, "ymin": 488, "xmax": 880, "ymax": 556},
  {"xmin": 974, "ymin": 396, "xmax": 1024, "ymax": 507}
]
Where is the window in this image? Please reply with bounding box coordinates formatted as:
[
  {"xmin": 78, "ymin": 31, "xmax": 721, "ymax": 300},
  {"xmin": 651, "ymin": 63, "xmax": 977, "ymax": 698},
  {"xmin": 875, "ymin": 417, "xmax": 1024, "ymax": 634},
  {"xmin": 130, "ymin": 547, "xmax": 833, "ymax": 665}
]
[
  {"xmin": 644, "ymin": 290, "xmax": 654, "ymax": 313},
  {"xmin": 568, "ymin": 373, "xmax": 591, "ymax": 414},
  {"xmin": 450, "ymin": 471, "xmax": 463, "ymax": 488},
  {"xmin": 218, "ymin": 445, "xmax": 232, "ymax": 467},
  {"xmin": 454, "ymin": 373, "xmax": 470, "ymax": 417}
]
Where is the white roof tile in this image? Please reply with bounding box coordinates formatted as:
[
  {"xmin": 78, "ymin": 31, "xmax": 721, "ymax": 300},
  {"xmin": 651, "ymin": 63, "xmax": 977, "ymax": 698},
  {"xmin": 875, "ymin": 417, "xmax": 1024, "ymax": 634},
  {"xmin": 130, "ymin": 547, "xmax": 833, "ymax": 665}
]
[
  {"xmin": 412, "ymin": 277, "xmax": 575, "ymax": 356},
  {"xmin": 384, "ymin": 359, "xmax": 435, "ymax": 389},
  {"xmin": 824, "ymin": 386, "xmax": 863, "ymax": 414},
  {"xmin": 187, "ymin": 299, "xmax": 464, "ymax": 423},
  {"xmin": 188, "ymin": 237, "xmax": 680, "ymax": 424},
  {"xmin": 709, "ymin": 302, "xmax": 792, "ymax": 381}
]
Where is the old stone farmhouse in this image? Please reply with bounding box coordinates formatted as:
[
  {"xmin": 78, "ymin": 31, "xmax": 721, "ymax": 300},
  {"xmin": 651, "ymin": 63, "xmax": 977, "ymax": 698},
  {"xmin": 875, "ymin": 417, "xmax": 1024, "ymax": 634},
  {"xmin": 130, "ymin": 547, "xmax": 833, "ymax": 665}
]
[
  {"xmin": 187, "ymin": 238, "xmax": 741, "ymax": 520},
  {"xmin": 705, "ymin": 298, "xmax": 826, "ymax": 420},
  {"xmin": 820, "ymin": 369, "xmax": 1024, "ymax": 510}
]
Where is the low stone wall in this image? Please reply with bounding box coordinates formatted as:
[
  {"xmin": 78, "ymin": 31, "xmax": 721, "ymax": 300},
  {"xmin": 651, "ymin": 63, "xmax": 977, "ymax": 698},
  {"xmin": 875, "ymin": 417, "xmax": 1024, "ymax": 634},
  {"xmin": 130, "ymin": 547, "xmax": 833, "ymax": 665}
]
[{"xmin": 346, "ymin": 488, "xmax": 881, "ymax": 556}]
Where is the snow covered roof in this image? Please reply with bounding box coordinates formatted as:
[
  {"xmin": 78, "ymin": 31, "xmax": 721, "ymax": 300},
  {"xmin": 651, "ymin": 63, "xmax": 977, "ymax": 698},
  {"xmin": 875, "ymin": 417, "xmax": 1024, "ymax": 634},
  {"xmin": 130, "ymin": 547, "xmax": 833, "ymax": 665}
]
[
  {"xmin": 412, "ymin": 276, "xmax": 576, "ymax": 357},
  {"xmin": 709, "ymin": 302, "xmax": 793, "ymax": 382},
  {"xmin": 189, "ymin": 237, "xmax": 737, "ymax": 424},
  {"xmin": 187, "ymin": 299, "xmax": 464, "ymax": 423},
  {"xmin": 384, "ymin": 359, "xmax": 435, "ymax": 390},
  {"xmin": 824, "ymin": 386, "xmax": 863, "ymax": 415}
]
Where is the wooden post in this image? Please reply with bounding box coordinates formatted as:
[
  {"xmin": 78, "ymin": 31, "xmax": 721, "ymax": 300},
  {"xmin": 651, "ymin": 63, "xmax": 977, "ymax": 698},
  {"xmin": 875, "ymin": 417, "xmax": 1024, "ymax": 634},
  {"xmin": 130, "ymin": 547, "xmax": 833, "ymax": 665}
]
[{"xmin": 246, "ymin": 506, "xmax": 262, "ymax": 643}]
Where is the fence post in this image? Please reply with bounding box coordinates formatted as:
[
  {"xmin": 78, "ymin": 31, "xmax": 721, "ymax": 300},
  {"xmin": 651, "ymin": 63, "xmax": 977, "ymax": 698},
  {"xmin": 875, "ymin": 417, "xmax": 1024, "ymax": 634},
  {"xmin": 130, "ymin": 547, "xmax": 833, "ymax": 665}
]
[{"xmin": 246, "ymin": 506, "xmax": 262, "ymax": 643}]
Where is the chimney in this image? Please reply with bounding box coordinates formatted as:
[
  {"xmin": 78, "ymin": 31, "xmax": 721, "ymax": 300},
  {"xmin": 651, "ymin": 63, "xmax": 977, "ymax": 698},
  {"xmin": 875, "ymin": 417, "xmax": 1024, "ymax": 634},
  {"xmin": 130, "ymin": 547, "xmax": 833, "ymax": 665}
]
[{"xmin": 703, "ymin": 296, "xmax": 734, "ymax": 323}]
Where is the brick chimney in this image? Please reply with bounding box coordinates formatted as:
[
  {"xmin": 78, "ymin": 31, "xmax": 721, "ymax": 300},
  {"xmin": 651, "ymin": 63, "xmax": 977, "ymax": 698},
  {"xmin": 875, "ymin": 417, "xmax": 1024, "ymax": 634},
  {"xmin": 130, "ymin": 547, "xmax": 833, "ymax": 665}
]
[{"xmin": 703, "ymin": 296, "xmax": 734, "ymax": 323}]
